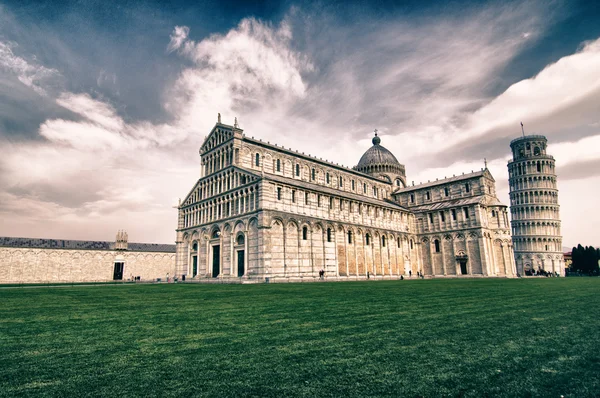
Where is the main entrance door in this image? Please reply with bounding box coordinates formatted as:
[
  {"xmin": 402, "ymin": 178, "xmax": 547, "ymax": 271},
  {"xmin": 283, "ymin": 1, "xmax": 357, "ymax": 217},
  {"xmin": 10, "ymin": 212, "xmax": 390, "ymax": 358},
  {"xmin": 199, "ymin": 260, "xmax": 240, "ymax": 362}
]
[
  {"xmin": 237, "ymin": 250, "xmax": 245, "ymax": 277},
  {"xmin": 113, "ymin": 262, "xmax": 124, "ymax": 280},
  {"xmin": 460, "ymin": 260, "xmax": 468, "ymax": 275},
  {"xmin": 192, "ymin": 256, "xmax": 198, "ymax": 277},
  {"xmin": 212, "ymin": 245, "xmax": 220, "ymax": 278}
]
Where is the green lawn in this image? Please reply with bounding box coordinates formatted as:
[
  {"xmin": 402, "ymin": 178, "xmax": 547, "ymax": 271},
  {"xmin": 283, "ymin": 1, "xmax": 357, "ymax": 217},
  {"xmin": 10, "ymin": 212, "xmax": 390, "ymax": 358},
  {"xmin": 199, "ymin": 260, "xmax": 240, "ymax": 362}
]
[{"xmin": 0, "ymin": 279, "xmax": 598, "ymax": 397}]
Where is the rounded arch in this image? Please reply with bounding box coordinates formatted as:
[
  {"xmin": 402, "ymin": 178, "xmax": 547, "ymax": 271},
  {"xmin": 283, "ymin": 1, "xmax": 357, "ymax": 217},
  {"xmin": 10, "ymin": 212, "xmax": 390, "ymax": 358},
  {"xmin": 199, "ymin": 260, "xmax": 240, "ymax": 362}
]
[
  {"xmin": 287, "ymin": 219, "xmax": 299, "ymax": 230},
  {"xmin": 233, "ymin": 220, "xmax": 246, "ymax": 232}
]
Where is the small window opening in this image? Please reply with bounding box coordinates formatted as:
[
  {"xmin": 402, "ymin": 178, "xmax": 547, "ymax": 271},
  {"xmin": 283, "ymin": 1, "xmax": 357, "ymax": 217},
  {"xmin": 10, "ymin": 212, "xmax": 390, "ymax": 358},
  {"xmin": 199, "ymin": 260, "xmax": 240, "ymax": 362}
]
[
  {"xmin": 302, "ymin": 226, "xmax": 308, "ymax": 240},
  {"xmin": 434, "ymin": 239, "xmax": 440, "ymax": 253}
]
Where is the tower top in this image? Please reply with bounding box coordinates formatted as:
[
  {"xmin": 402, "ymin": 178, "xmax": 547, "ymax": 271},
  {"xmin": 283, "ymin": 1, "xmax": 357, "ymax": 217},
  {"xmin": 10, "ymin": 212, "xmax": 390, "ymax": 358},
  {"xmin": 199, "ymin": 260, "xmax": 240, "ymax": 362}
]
[{"xmin": 372, "ymin": 129, "xmax": 381, "ymax": 145}]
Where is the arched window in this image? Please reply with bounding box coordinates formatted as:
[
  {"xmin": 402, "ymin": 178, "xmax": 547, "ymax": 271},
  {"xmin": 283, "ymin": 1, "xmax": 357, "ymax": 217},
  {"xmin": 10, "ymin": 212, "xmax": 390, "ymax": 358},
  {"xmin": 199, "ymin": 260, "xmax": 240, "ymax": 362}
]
[
  {"xmin": 410, "ymin": 239, "xmax": 413, "ymax": 249},
  {"xmin": 193, "ymin": 242, "xmax": 198, "ymax": 251},
  {"xmin": 302, "ymin": 226, "xmax": 308, "ymax": 240},
  {"xmin": 326, "ymin": 173, "xmax": 330, "ymax": 184},
  {"xmin": 255, "ymin": 153, "xmax": 260, "ymax": 167},
  {"xmin": 382, "ymin": 236, "xmax": 386, "ymax": 247},
  {"xmin": 211, "ymin": 229, "xmax": 220, "ymax": 239},
  {"xmin": 465, "ymin": 183, "xmax": 470, "ymax": 193},
  {"xmin": 276, "ymin": 159, "xmax": 281, "ymax": 172},
  {"xmin": 526, "ymin": 143, "xmax": 531, "ymax": 150},
  {"xmin": 444, "ymin": 187, "xmax": 449, "ymax": 197},
  {"xmin": 434, "ymin": 239, "xmax": 440, "ymax": 253},
  {"xmin": 537, "ymin": 161, "xmax": 541, "ymax": 172},
  {"xmin": 397, "ymin": 237, "xmax": 401, "ymax": 248},
  {"xmin": 311, "ymin": 168, "xmax": 316, "ymax": 180},
  {"xmin": 492, "ymin": 210, "xmax": 496, "ymax": 217},
  {"xmin": 296, "ymin": 164, "xmax": 300, "ymax": 176},
  {"xmin": 348, "ymin": 231, "xmax": 353, "ymax": 244},
  {"xmin": 236, "ymin": 234, "xmax": 245, "ymax": 245},
  {"xmin": 327, "ymin": 228, "xmax": 332, "ymax": 243},
  {"xmin": 365, "ymin": 234, "xmax": 370, "ymax": 245},
  {"xmin": 534, "ymin": 147, "xmax": 541, "ymax": 155}
]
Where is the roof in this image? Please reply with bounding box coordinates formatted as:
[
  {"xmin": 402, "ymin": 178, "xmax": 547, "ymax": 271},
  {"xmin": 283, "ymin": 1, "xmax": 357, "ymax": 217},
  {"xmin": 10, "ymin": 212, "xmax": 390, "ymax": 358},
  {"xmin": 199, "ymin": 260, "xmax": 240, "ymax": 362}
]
[
  {"xmin": 510, "ymin": 134, "xmax": 547, "ymax": 145},
  {"xmin": 0, "ymin": 237, "xmax": 176, "ymax": 253},
  {"xmin": 407, "ymin": 195, "xmax": 506, "ymax": 212},
  {"xmin": 241, "ymin": 136, "xmax": 390, "ymax": 185},
  {"xmin": 394, "ymin": 169, "xmax": 493, "ymax": 193},
  {"xmin": 263, "ymin": 174, "xmax": 409, "ymax": 211},
  {"xmin": 356, "ymin": 143, "xmax": 400, "ymax": 169}
]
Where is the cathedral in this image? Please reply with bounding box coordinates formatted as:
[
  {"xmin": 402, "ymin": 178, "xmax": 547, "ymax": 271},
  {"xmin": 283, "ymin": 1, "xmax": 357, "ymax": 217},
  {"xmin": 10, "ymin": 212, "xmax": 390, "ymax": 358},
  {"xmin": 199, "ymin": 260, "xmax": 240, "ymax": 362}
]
[{"xmin": 175, "ymin": 117, "xmax": 516, "ymax": 281}]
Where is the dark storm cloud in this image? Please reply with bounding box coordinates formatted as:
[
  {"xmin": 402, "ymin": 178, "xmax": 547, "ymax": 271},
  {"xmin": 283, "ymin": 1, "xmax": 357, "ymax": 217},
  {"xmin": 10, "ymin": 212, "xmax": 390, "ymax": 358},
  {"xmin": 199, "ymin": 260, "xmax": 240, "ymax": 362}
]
[
  {"xmin": 0, "ymin": 76, "xmax": 78, "ymax": 139},
  {"xmin": 557, "ymin": 159, "xmax": 600, "ymax": 182}
]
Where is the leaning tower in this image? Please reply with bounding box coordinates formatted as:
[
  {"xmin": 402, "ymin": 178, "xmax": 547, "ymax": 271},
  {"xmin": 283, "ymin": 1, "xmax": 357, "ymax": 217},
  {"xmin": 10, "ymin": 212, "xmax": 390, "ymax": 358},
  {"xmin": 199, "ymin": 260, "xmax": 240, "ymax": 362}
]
[{"xmin": 508, "ymin": 134, "xmax": 564, "ymax": 275}]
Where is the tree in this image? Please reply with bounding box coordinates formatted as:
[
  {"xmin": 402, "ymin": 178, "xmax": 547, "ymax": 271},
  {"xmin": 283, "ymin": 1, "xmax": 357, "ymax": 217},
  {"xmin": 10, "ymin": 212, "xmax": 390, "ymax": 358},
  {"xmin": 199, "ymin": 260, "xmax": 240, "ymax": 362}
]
[{"xmin": 570, "ymin": 244, "xmax": 600, "ymax": 275}]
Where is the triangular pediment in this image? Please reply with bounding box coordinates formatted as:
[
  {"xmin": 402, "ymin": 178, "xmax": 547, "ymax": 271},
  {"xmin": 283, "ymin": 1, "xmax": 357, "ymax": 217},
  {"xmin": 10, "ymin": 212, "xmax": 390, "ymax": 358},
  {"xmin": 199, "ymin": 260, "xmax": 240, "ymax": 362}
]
[
  {"xmin": 199, "ymin": 122, "xmax": 243, "ymax": 155},
  {"xmin": 482, "ymin": 168, "xmax": 495, "ymax": 182}
]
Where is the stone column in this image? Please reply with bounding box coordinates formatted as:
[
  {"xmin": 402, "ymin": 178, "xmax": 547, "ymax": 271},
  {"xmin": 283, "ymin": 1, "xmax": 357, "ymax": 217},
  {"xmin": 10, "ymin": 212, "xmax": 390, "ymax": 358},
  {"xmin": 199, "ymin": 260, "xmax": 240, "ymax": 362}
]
[
  {"xmin": 478, "ymin": 235, "xmax": 489, "ymax": 276},
  {"xmin": 230, "ymin": 231, "xmax": 235, "ymax": 276},
  {"xmin": 244, "ymin": 229, "xmax": 249, "ymax": 276},
  {"xmin": 440, "ymin": 238, "xmax": 446, "ymax": 276}
]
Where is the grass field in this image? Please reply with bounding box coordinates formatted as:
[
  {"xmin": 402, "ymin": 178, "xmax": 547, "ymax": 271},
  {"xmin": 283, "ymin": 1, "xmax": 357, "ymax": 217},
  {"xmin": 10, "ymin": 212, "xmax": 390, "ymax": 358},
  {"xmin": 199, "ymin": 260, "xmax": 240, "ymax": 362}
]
[{"xmin": 1, "ymin": 279, "xmax": 599, "ymax": 397}]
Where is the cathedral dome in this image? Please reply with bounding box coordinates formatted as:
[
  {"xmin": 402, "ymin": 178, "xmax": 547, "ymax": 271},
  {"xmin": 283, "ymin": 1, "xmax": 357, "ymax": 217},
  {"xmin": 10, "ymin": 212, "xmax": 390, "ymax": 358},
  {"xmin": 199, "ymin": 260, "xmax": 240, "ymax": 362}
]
[{"xmin": 356, "ymin": 134, "xmax": 400, "ymax": 168}]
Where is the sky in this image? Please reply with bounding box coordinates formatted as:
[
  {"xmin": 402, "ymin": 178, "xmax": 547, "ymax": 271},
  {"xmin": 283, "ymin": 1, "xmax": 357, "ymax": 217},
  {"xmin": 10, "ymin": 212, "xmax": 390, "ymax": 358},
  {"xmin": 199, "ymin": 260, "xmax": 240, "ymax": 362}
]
[{"xmin": 0, "ymin": 0, "xmax": 599, "ymax": 248}]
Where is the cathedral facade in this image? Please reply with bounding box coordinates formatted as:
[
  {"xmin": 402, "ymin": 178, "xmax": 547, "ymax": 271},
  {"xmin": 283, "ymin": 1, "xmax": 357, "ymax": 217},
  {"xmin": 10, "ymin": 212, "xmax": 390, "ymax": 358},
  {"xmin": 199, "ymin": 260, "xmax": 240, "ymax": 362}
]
[{"xmin": 175, "ymin": 118, "xmax": 516, "ymax": 281}]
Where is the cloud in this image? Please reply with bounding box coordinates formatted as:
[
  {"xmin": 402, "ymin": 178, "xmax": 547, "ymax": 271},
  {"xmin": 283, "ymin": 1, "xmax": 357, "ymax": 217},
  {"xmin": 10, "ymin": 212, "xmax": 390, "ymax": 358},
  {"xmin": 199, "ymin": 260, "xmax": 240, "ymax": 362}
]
[
  {"xmin": 0, "ymin": 41, "xmax": 61, "ymax": 96},
  {"xmin": 0, "ymin": 17, "xmax": 313, "ymax": 242},
  {"xmin": 167, "ymin": 26, "xmax": 189, "ymax": 53},
  {"xmin": 434, "ymin": 37, "xmax": 600, "ymax": 167}
]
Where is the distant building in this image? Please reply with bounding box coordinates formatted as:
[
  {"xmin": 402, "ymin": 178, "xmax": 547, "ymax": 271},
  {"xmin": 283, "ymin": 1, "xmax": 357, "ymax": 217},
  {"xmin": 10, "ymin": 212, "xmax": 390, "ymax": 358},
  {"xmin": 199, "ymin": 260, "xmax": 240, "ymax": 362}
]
[
  {"xmin": 508, "ymin": 134, "xmax": 564, "ymax": 275},
  {"xmin": 0, "ymin": 231, "xmax": 176, "ymax": 283},
  {"xmin": 563, "ymin": 251, "xmax": 572, "ymax": 270},
  {"xmin": 175, "ymin": 117, "xmax": 516, "ymax": 281}
]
